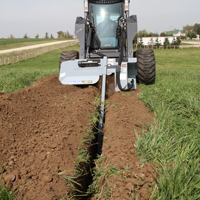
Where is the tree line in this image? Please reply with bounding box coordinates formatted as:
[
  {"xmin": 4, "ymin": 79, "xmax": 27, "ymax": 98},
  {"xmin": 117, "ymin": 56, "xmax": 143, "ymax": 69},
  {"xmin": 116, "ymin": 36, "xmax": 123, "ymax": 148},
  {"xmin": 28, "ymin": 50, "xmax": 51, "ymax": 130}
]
[
  {"xmin": 138, "ymin": 37, "xmax": 181, "ymax": 49},
  {"xmin": 7, "ymin": 31, "xmax": 74, "ymax": 39},
  {"xmin": 183, "ymin": 23, "xmax": 200, "ymax": 39}
]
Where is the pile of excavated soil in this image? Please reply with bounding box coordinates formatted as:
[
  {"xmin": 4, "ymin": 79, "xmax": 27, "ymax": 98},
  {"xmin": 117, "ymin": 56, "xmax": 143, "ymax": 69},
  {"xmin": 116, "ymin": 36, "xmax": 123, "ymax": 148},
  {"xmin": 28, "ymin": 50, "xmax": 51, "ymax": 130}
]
[
  {"xmin": 0, "ymin": 74, "xmax": 99, "ymax": 200},
  {"xmin": 98, "ymin": 88, "xmax": 157, "ymax": 200}
]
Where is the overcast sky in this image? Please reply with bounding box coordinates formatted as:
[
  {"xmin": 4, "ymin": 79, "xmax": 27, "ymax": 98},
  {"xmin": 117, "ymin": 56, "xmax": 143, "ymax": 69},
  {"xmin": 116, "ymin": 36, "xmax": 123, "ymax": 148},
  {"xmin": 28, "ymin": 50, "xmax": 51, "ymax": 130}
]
[{"xmin": 0, "ymin": 0, "xmax": 199, "ymax": 38}]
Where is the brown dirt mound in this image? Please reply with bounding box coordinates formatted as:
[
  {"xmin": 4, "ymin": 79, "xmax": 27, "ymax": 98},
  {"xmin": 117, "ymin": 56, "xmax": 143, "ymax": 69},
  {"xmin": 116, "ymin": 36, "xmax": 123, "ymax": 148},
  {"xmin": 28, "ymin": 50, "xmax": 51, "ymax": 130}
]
[
  {"xmin": 95, "ymin": 88, "xmax": 157, "ymax": 200},
  {"xmin": 0, "ymin": 74, "xmax": 156, "ymax": 200},
  {"xmin": 0, "ymin": 74, "xmax": 99, "ymax": 200}
]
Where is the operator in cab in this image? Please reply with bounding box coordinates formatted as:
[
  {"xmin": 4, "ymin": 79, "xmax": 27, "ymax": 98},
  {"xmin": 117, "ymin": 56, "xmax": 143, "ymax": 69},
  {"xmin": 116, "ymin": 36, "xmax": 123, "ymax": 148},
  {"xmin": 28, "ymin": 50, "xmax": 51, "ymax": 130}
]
[{"xmin": 96, "ymin": 10, "xmax": 118, "ymax": 47}]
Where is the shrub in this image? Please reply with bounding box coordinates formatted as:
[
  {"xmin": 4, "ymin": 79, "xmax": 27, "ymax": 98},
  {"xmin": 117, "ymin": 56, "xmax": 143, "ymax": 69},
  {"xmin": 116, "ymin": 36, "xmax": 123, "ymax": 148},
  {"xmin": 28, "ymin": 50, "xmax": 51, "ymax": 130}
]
[
  {"xmin": 164, "ymin": 38, "xmax": 170, "ymax": 49},
  {"xmin": 35, "ymin": 34, "xmax": 39, "ymax": 39},
  {"xmin": 24, "ymin": 33, "xmax": 28, "ymax": 38}
]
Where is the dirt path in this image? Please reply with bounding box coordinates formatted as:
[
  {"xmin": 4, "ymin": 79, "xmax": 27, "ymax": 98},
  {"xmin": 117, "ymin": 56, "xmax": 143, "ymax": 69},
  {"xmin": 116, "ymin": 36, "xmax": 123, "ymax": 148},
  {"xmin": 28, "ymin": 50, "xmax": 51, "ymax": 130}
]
[
  {"xmin": 181, "ymin": 41, "xmax": 200, "ymax": 45},
  {"xmin": 0, "ymin": 74, "xmax": 99, "ymax": 199},
  {"xmin": 0, "ymin": 40, "xmax": 77, "ymax": 54}
]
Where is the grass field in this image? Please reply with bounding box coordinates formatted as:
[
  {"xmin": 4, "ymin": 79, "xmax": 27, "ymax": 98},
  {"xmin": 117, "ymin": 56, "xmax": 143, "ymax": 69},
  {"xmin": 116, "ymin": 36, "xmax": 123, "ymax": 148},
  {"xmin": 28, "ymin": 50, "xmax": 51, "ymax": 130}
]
[
  {"xmin": 180, "ymin": 43, "xmax": 192, "ymax": 45},
  {"xmin": 0, "ymin": 38, "xmax": 68, "ymax": 51},
  {"xmin": 0, "ymin": 45, "xmax": 79, "ymax": 93},
  {"xmin": 137, "ymin": 48, "xmax": 200, "ymax": 199},
  {"xmin": 0, "ymin": 47, "xmax": 200, "ymax": 199}
]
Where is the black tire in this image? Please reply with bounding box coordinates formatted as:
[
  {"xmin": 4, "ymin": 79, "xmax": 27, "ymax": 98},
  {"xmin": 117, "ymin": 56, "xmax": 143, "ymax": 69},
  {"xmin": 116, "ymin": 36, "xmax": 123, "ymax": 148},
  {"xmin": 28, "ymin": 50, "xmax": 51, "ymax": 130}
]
[
  {"xmin": 59, "ymin": 50, "xmax": 79, "ymax": 72},
  {"xmin": 136, "ymin": 49, "xmax": 156, "ymax": 84}
]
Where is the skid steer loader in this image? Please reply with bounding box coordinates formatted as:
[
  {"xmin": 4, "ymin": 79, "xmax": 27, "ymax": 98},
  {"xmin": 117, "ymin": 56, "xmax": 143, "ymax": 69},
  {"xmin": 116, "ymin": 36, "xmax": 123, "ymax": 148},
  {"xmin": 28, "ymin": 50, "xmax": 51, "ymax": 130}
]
[{"xmin": 59, "ymin": 0, "xmax": 156, "ymax": 154}]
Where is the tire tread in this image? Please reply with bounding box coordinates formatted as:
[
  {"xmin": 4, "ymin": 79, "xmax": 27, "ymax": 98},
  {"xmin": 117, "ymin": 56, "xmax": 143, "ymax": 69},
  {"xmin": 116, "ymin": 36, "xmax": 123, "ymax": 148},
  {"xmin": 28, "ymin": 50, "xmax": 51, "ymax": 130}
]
[
  {"xmin": 59, "ymin": 50, "xmax": 79, "ymax": 72},
  {"xmin": 136, "ymin": 49, "xmax": 156, "ymax": 84}
]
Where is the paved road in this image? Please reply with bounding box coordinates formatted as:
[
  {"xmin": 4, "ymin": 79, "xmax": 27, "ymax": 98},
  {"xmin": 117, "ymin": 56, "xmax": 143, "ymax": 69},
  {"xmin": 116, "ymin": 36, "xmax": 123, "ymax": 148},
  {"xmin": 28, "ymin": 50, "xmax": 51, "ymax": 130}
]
[{"xmin": 0, "ymin": 40, "xmax": 77, "ymax": 54}]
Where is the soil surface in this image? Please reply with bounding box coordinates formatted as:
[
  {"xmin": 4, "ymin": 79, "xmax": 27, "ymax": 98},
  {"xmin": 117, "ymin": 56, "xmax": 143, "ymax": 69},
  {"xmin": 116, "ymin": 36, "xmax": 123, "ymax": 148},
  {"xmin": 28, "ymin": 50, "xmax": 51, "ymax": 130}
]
[
  {"xmin": 0, "ymin": 74, "xmax": 156, "ymax": 200},
  {"xmin": 0, "ymin": 74, "xmax": 99, "ymax": 200},
  {"xmin": 97, "ymin": 89, "xmax": 156, "ymax": 200}
]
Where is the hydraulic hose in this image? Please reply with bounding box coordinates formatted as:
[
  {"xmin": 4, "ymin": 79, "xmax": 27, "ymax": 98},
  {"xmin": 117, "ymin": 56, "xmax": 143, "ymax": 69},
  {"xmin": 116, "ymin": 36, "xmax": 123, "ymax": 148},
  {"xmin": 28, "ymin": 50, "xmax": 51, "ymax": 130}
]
[{"xmin": 116, "ymin": 71, "xmax": 133, "ymax": 91}]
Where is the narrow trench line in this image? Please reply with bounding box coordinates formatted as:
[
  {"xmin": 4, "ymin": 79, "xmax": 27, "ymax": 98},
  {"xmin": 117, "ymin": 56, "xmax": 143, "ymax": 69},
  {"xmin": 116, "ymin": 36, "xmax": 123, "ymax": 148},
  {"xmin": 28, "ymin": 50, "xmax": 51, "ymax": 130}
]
[
  {"xmin": 73, "ymin": 123, "xmax": 101, "ymax": 200},
  {"xmin": 69, "ymin": 94, "xmax": 104, "ymax": 199},
  {"xmin": 69, "ymin": 82, "xmax": 109, "ymax": 199}
]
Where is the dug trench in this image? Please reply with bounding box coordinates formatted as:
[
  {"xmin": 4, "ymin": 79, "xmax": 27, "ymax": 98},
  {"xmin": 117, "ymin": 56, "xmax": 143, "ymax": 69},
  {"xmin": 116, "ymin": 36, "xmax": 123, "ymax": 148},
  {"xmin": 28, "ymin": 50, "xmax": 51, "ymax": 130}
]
[{"xmin": 0, "ymin": 74, "xmax": 156, "ymax": 200}]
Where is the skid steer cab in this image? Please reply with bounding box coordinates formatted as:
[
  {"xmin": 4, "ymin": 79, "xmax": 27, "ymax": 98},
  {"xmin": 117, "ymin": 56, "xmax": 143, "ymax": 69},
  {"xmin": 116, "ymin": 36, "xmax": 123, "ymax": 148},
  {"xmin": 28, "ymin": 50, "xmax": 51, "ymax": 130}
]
[{"xmin": 59, "ymin": 0, "xmax": 156, "ymax": 92}]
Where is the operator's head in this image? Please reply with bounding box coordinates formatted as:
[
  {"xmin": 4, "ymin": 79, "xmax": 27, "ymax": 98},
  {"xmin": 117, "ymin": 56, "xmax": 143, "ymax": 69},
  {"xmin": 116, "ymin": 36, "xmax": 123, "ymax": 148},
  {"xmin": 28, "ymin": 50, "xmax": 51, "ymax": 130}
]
[{"xmin": 103, "ymin": 10, "xmax": 110, "ymax": 20}]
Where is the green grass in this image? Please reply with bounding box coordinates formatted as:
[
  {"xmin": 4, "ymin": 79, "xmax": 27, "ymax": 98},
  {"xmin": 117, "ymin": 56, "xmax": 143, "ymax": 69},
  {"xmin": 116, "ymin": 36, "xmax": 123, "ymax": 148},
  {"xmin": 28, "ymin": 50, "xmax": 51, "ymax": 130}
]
[
  {"xmin": 0, "ymin": 45, "xmax": 79, "ymax": 93},
  {"xmin": 136, "ymin": 48, "xmax": 200, "ymax": 199},
  {"xmin": 180, "ymin": 43, "xmax": 192, "ymax": 45},
  {"xmin": 0, "ymin": 168, "xmax": 18, "ymax": 200},
  {"xmin": 0, "ymin": 38, "xmax": 69, "ymax": 50},
  {"xmin": 0, "ymin": 185, "xmax": 18, "ymax": 200}
]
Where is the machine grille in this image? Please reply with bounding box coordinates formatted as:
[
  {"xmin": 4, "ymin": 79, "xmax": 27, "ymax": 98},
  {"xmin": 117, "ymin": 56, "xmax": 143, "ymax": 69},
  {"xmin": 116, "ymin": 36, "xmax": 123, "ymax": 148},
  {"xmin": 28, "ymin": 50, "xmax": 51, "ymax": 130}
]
[{"xmin": 89, "ymin": 0, "xmax": 123, "ymax": 4}]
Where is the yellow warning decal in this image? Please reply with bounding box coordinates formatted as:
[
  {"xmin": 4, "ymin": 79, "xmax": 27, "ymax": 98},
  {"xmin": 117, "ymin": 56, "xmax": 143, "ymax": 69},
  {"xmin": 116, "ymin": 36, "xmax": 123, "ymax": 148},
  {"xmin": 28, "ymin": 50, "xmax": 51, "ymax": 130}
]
[{"xmin": 82, "ymin": 80, "xmax": 92, "ymax": 84}]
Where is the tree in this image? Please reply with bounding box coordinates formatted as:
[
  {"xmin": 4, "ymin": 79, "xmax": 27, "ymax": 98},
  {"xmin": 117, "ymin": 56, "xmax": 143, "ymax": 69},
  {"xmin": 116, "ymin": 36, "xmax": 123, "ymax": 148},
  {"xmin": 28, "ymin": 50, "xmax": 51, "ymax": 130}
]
[
  {"xmin": 57, "ymin": 31, "xmax": 63, "ymax": 38},
  {"xmin": 183, "ymin": 23, "xmax": 200, "ymax": 35},
  {"xmin": 148, "ymin": 37, "xmax": 154, "ymax": 47},
  {"xmin": 134, "ymin": 29, "xmax": 148, "ymax": 42},
  {"xmin": 65, "ymin": 31, "xmax": 73, "ymax": 39},
  {"xmin": 35, "ymin": 34, "xmax": 39, "ymax": 39},
  {"xmin": 187, "ymin": 32, "xmax": 197, "ymax": 39},
  {"xmin": 171, "ymin": 37, "xmax": 176, "ymax": 45},
  {"xmin": 183, "ymin": 25, "xmax": 193, "ymax": 32},
  {"xmin": 57, "ymin": 30, "xmax": 73, "ymax": 39},
  {"xmin": 138, "ymin": 29, "xmax": 149, "ymax": 37},
  {"xmin": 10, "ymin": 34, "xmax": 15, "ymax": 39},
  {"xmin": 45, "ymin": 32, "xmax": 49, "ymax": 39},
  {"xmin": 65, "ymin": 31, "xmax": 70, "ymax": 39},
  {"xmin": 50, "ymin": 34, "xmax": 54, "ymax": 39},
  {"xmin": 160, "ymin": 32, "xmax": 168, "ymax": 36},
  {"xmin": 176, "ymin": 37, "xmax": 181, "ymax": 45},
  {"xmin": 155, "ymin": 38, "xmax": 161, "ymax": 48},
  {"xmin": 171, "ymin": 37, "xmax": 181, "ymax": 47},
  {"xmin": 137, "ymin": 37, "xmax": 144, "ymax": 48},
  {"xmin": 149, "ymin": 32, "xmax": 159, "ymax": 37},
  {"xmin": 193, "ymin": 23, "xmax": 200, "ymax": 35},
  {"xmin": 24, "ymin": 33, "xmax": 28, "ymax": 38},
  {"xmin": 164, "ymin": 38, "xmax": 170, "ymax": 49}
]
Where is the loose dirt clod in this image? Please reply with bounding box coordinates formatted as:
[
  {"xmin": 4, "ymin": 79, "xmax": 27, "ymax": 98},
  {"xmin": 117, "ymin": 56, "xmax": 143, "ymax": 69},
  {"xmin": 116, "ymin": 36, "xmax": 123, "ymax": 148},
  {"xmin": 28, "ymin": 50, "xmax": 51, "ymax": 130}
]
[{"xmin": 0, "ymin": 74, "xmax": 99, "ymax": 199}]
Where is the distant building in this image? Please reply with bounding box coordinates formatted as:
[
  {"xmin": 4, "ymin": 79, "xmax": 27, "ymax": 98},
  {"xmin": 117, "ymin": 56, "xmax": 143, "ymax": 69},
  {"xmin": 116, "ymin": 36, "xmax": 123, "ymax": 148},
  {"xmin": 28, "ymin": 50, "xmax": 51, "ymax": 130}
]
[
  {"xmin": 167, "ymin": 30, "xmax": 186, "ymax": 37},
  {"xmin": 138, "ymin": 37, "xmax": 175, "ymax": 46}
]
